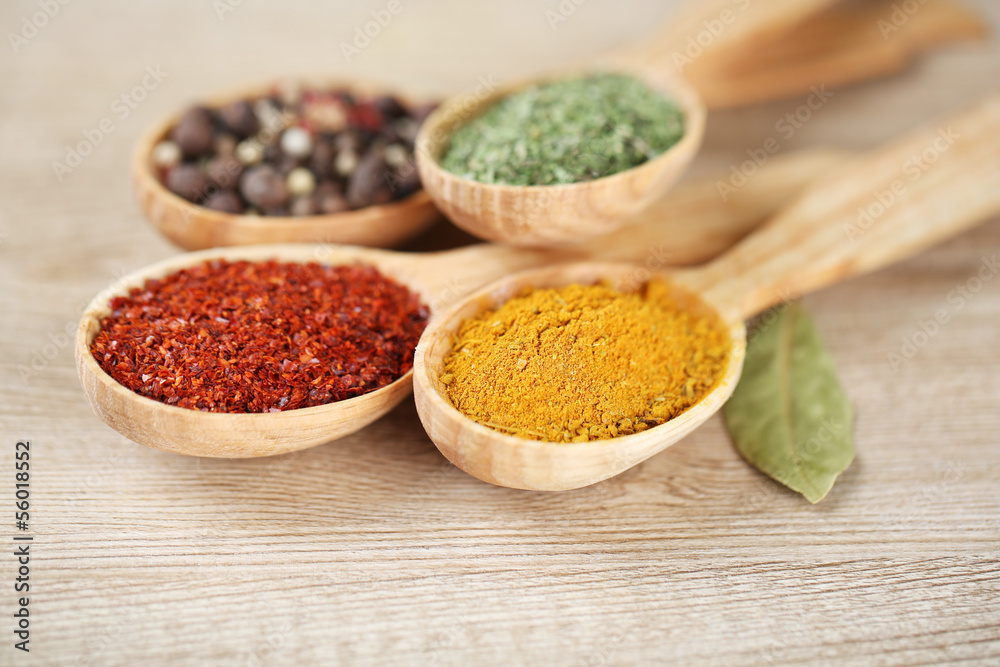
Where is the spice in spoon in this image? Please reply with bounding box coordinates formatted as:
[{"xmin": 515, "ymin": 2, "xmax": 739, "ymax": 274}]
[
  {"xmin": 90, "ymin": 260, "xmax": 428, "ymax": 413},
  {"xmin": 440, "ymin": 281, "xmax": 729, "ymax": 442},
  {"xmin": 153, "ymin": 81, "xmax": 436, "ymax": 216},
  {"xmin": 440, "ymin": 73, "xmax": 684, "ymax": 186}
]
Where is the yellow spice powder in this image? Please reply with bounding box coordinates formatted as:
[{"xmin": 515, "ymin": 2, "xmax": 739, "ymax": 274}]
[{"xmin": 440, "ymin": 281, "xmax": 730, "ymax": 443}]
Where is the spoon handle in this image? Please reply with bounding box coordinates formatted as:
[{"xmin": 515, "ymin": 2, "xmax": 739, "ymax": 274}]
[
  {"xmin": 415, "ymin": 148, "xmax": 850, "ymax": 304},
  {"xmin": 683, "ymin": 93, "xmax": 1000, "ymax": 321},
  {"xmin": 683, "ymin": 0, "xmax": 986, "ymax": 110},
  {"xmin": 581, "ymin": 148, "xmax": 850, "ymax": 266},
  {"xmin": 610, "ymin": 0, "xmax": 838, "ymax": 78}
]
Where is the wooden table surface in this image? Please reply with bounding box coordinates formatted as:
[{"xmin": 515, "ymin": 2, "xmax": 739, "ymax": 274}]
[{"xmin": 2, "ymin": 1, "xmax": 999, "ymax": 664}]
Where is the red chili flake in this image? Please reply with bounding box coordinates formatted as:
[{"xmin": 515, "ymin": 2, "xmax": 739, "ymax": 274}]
[
  {"xmin": 90, "ymin": 260, "xmax": 429, "ymax": 414},
  {"xmin": 348, "ymin": 102, "xmax": 383, "ymax": 132}
]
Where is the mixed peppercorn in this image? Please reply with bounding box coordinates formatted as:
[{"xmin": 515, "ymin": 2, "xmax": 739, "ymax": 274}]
[
  {"xmin": 90, "ymin": 260, "xmax": 429, "ymax": 413},
  {"xmin": 153, "ymin": 81, "xmax": 436, "ymax": 216}
]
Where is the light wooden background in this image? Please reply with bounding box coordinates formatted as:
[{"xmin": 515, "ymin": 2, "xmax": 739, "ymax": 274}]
[{"xmin": 2, "ymin": 1, "xmax": 999, "ymax": 665}]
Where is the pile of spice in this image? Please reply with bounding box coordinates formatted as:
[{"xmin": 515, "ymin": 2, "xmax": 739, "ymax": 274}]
[
  {"xmin": 441, "ymin": 281, "xmax": 729, "ymax": 442},
  {"xmin": 153, "ymin": 81, "xmax": 436, "ymax": 216},
  {"xmin": 440, "ymin": 73, "xmax": 684, "ymax": 186},
  {"xmin": 90, "ymin": 260, "xmax": 428, "ymax": 413}
]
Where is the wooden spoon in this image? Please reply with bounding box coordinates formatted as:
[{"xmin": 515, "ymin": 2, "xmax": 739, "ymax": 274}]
[
  {"xmin": 77, "ymin": 149, "xmax": 847, "ymax": 457},
  {"xmin": 134, "ymin": 79, "xmax": 442, "ymax": 251},
  {"xmin": 413, "ymin": 94, "xmax": 1000, "ymax": 490},
  {"xmin": 415, "ymin": 0, "xmax": 985, "ymax": 248},
  {"xmin": 415, "ymin": 0, "xmax": 840, "ymax": 247}
]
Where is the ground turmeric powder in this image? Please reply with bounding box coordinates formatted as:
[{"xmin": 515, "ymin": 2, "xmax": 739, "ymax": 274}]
[{"xmin": 440, "ymin": 280, "xmax": 730, "ymax": 443}]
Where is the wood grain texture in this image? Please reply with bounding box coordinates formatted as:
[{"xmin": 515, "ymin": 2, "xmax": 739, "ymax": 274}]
[{"xmin": 2, "ymin": 1, "xmax": 999, "ymax": 665}]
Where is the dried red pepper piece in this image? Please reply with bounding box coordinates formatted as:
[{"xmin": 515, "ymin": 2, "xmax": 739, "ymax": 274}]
[
  {"xmin": 90, "ymin": 260, "xmax": 428, "ymax": 413},
  {"xmin": 347, "ymin": 102, "xmax": 383, "ymax": 132}
]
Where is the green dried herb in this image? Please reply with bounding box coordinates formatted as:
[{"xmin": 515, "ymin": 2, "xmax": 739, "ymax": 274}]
[
  {"xmin": 723, "ymin": 303, "xmax": 855, "ymax": 503},
  {"xmin": 440, "ymin": 73, "xmax": 684, "ymax": 186}
]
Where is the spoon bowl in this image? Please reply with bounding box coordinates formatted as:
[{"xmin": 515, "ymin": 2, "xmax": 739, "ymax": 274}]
[
  {"xmin": 415, "ymin": 68, "xmax": 706, "ymax": 247},
  {"xmin": 134, "ymin": 79, "xmax": 442, "ymax": 251},
  {"xmin": 76, "ymin": 244, "xmax": 435, "ymax": 457},
  {"xmin": 412, "ymin": 262, "xmax": 746, "ymax": 490}
]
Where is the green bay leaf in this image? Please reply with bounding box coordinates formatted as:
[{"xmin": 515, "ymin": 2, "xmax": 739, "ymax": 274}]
[{"xmin": 723, "ymin": 302, "xmax": 855, "ymax": 503}]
